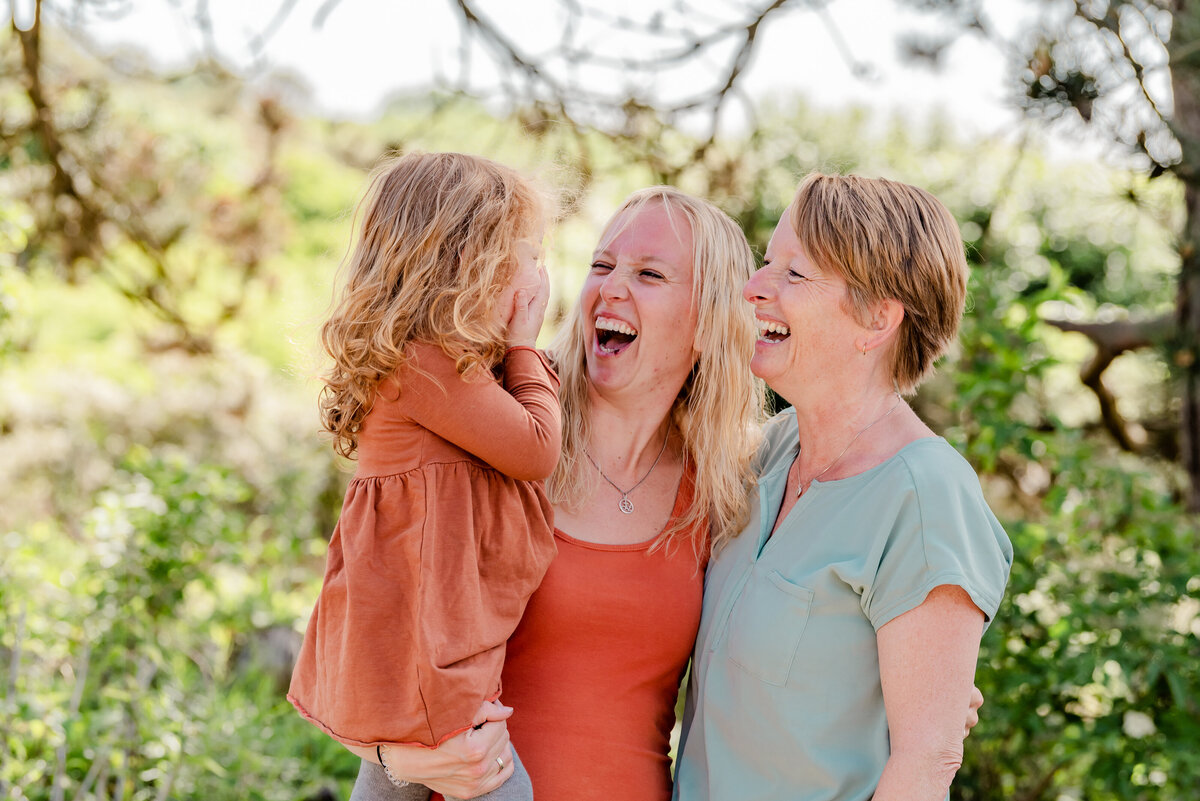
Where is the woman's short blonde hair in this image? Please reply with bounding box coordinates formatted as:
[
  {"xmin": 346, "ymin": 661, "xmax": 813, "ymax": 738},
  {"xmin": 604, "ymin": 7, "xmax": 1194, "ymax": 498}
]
[
  {"xmin": 791, "ymin": 172, "xmax": 968, "ymax": 394},
  {"xmin": 319, "ymin": 151, "xmax": 548, "ymax": 457},
  {"xmin": 549, "ymin": 187, "xmax": 765, "ymax": 554}
]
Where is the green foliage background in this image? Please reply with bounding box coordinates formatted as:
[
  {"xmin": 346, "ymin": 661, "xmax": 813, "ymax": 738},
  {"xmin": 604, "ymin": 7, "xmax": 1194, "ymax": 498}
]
[{"xmin": 2, "ymin": 24, "xmax": 1198, "ymax": 801}]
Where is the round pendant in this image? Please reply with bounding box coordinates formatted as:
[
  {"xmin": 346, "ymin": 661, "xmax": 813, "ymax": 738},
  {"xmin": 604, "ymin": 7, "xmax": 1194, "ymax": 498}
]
[{"xmin": 618, "ymin": 496, "xmax": 635, "ymax": 514}]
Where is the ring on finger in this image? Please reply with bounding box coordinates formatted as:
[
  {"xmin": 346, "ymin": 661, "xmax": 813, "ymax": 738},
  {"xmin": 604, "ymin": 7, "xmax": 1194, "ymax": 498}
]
[{"xmin": 496, "ymin": 756, "xmax": 506, "ymax": 771}]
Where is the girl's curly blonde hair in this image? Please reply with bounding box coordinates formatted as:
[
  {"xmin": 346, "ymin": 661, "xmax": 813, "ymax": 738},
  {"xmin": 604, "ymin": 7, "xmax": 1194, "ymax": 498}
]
[{"xmin": 319, "ymin": 151, "xmax": 547, "ymax": 458}]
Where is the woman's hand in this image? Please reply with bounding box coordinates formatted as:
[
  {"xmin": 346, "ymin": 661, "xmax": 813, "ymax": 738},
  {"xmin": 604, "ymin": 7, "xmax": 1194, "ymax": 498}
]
[
  {"xmin": 505, "ymin": 264, "xmax": 550, "ymax": 349},
  {"xmin": 964, "ymin": 685, "xmax": 984, "ymax": 738},
  {"xmin": 345, "ymin": 701, "xmax": 516, "ymax": 799}
]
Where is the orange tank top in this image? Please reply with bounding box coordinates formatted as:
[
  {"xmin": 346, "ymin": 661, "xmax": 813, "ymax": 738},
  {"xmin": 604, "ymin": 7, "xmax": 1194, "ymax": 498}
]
[{"xmin": 499, "ymin": 470, "xmax": 707, "ymax": 801}]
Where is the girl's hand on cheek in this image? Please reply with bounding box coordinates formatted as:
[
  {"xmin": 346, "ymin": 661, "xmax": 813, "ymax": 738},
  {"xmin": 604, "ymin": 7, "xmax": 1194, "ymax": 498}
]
[{"xmin": 505, "ymin": 265, "xmax": 550, "ymax": 349}]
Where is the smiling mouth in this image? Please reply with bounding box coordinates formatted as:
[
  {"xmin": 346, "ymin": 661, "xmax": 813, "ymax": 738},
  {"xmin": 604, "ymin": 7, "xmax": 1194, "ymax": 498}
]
[
  {"xmin": 595, "ymin": 316, "xmax": 639, "ymax": 355},
  {"xmin": 756, "ymin": 318, "xmax": 791, "ymax": 343}
]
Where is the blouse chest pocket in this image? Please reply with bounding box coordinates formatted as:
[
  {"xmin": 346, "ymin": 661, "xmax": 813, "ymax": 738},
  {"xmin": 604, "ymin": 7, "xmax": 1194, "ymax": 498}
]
[{"xmin": 726, "ymin": 570, "xmax": 814, "ymax": 687}]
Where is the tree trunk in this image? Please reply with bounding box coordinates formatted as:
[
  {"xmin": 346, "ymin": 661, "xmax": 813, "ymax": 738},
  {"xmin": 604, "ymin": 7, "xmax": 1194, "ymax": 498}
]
[
  {"xmin": 1172, "ymin": 1, "xmax": 1200, "ymax": 509},
  {"xmin": 1177, "ymin": 186, "xmax": 1200, "ymax": 509}
]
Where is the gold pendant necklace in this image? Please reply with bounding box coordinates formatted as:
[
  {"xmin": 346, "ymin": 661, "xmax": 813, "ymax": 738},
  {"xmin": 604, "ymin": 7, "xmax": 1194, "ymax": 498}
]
[{"xmin": 584, "ymin": 434, "xmax": 669, "ymax": 515}]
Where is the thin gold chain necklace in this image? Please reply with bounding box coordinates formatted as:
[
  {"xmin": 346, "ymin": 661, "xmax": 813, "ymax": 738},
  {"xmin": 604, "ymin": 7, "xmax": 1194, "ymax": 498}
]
[
  {"xmin": 796, "ymin": 393, "xmax": 903, "ymax": 496},
  {"xmin": 584, "ymin": 434, "xmax": 669, "ymax": 515}
]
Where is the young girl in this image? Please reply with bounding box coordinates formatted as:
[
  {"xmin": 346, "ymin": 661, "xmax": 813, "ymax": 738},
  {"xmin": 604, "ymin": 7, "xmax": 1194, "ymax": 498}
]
[{"xmin": 288, "ymin": 152, "xmax": 561, "ymax": 801}]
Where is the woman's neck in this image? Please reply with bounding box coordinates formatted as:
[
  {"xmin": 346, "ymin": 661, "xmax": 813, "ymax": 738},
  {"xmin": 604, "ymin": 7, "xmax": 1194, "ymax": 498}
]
[
  {"xmin": 552, "ymin": 383, "xmax": 687, "ymax": 546},
  {"xmin": 583, "ymin": 387, "xmax": 678, "ymax": 480},
  {"xmin": 788, "ymin": 380, "xmax": 904, "ymax": 473}
]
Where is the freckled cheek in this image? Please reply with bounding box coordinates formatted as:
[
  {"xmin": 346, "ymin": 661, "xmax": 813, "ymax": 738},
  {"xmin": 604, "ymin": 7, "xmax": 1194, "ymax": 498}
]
[
  {"xmin": 578, "ymin": 280, "xmax": 600, "ymax": 307},
  {"xmin": 492, "ymin": 286, "xmax": 516, "ymax": 322},
  {"xmin": 513, "ymin": 267, "xmax": 540, "ymax": 294}
]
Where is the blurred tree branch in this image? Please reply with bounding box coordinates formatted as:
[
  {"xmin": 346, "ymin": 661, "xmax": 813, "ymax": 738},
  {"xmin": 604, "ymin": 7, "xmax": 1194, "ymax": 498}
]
[
  {"xmin": 309, "ymin": 0, "xmax": 866, "ymax": 191},
  {"xmin": 443, "ymin": 0, "xmax": 807, "ymax": 144},
  {"xmin": 4, "ymin": 0, "xmax": 288, "ymax": 353},
  {"xmin": 427, "ymin": 0, "xmax": 851, "ymax": 194},
  {"xmin": 1045, "ymin": 315, "xmax": 1174, "ymax": 451}
]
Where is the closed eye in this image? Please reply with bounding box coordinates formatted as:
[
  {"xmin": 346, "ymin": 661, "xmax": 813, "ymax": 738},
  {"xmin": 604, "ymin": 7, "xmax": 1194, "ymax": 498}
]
[
  {"xmin": 640, "ymin": 269, "xmax": 665, "ymax": 280},
  {"xmin": 590, "ymin": 262, "xmax": 613, "ymax": 273}
]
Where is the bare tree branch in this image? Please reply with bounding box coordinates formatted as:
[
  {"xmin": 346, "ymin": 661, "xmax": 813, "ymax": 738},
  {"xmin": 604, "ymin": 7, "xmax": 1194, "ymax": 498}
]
[
  {"xmin": 191, "ymin": 0, "xmax": 220, "ymax": 61},
  {"xmin": 413, "ymin": 0, "xmax": 857, "ymax": 159},
  {"xmin": 815, "ymin": 2, "xmax": 874, "ymax": 79},
  {"xmin": 247, "ymin": 0, "xmax": 301, "ymax": 58},
  {"xmin": 9, "ymin": 3, "xmax": 286, "ymax": 353},
  {"xmin": 313, "ymin": 0, "xmax": 345, "ymax": 29},
  {"xmin": 1044, "ymin": 315, "xmax": 1173, "ymax": 451}
]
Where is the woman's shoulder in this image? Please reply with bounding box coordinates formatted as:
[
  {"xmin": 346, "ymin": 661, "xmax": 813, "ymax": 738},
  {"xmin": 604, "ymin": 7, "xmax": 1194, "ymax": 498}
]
[
  {"xmin": 888, "ymin": 438, "xmax": 1009, "ymax": 549},
  {"xmin": 891, "ymin": 437, "xmax": 983, "ymax": 492},
  {"xmin": 851, "ymin": 437, "xmax": 989, "ymax": 505}
]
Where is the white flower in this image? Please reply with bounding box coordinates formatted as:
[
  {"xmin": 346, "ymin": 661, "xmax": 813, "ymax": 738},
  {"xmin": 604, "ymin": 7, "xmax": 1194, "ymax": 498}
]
[{"xmin": 1122, "ymin": 710, "xmax": 1156, "ymax": 739}]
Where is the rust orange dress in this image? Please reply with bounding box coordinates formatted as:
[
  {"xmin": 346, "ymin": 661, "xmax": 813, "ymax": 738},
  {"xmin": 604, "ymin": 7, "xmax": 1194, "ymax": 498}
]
[
  {"xmin": 498, "ymin": 468, "xmax": 707, "ymax": 801},
  {"xmin": 288, "ymin": 344, "xmax": 561, "ymax": 748}
]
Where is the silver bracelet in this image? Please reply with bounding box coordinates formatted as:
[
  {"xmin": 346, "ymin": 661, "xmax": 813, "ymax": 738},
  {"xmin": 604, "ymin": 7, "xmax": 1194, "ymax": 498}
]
[{"xmin": 377, "ymin": 744, "xmax": 411, "ymax": 788}]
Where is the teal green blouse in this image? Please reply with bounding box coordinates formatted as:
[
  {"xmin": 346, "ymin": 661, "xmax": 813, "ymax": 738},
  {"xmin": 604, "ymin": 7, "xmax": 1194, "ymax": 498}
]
[{"xmin": 674, "ymin": 408, "xmax": 1013, "ymax": 801}]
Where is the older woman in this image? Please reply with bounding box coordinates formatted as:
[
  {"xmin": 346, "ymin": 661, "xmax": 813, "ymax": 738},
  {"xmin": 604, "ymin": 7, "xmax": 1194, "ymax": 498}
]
[{"xmin": 673, "ymin": 174, "xmax": 1013, "ymax": 800}]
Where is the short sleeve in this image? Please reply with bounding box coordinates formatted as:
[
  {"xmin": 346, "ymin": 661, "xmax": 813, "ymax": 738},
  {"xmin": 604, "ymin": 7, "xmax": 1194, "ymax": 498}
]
[{"xmin": 862, "ymin": 446, "xmax": 1013, "ymax": 632}]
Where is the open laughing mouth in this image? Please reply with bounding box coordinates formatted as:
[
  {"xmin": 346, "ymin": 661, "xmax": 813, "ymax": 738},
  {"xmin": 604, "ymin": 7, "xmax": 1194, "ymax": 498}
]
[
  {"xmin": 756, "ymin": 318, "xmax": 791, "ymax": 343},
  {"xmin": 595, "ymin": 316, "xmax": 639, "ymax": 355}
]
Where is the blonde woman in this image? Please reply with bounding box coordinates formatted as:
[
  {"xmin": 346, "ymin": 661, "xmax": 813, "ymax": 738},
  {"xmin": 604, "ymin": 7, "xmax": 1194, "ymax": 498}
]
[{"xmin": 497, "ymin": 187, "xmax": 766, "ymax": 800}]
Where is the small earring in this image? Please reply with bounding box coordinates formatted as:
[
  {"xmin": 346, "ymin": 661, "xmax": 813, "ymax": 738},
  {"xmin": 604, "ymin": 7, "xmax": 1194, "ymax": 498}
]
[{"xmin": 860, "ymin": 343, "xmax": 867, "ymax": 356}]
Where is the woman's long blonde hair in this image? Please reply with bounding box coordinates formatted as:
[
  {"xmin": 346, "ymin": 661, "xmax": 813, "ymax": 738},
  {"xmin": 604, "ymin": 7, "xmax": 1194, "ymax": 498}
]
[
  {"xmin": 319, "ymin": 151, "xmax": 547, "ymax": 457},
  {"xmin": 548, "ymin": 187, "xmax": 766, "ymax": 553}
]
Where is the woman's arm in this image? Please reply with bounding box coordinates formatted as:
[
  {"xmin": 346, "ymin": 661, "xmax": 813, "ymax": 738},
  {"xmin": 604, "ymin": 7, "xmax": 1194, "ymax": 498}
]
[
  {"xmin": 873, "ymin": 584, "xmax": 986, "ymax": 801},
  {"xmin": 342, "ymin": 701, "xmax": 515, "ymax": 799}
]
